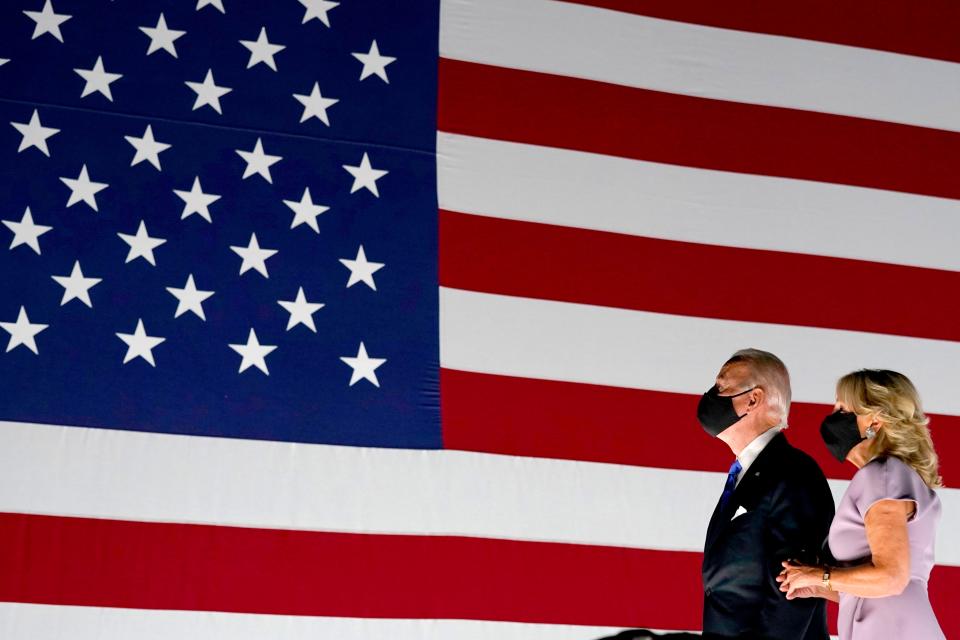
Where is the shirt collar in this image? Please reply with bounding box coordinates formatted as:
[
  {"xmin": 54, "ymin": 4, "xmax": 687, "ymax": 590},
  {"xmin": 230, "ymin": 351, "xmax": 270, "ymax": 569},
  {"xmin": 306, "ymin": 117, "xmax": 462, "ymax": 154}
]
[{"xmin": 736, "ymin": 426, "xmax": 783, "ymax": 482}]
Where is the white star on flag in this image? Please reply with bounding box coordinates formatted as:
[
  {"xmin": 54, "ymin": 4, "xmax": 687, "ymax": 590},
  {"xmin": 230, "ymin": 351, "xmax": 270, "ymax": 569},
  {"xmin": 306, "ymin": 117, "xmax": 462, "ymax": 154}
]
[
  {"xmin": 125, "ymin": 124, "xmax": 171, "ymax": 170},
  {"xmin": 283, "ymin": 187, "xmax": 329, "ymax": 233},
  {"xmin": 116, "ymin": 319, "xmax": 165, "ymax": 367},
  {"xmin": 342, "ymin": 152, "xmax": 388, "ymax": 197},
  {"xmin": 185, "ymin": 69, "xmax": 232, "ymax": 114},
  {"xmin": 293, "ymin": 82, "xmax": 338, "ymax": 125},
  {"xmin": 229, "ymin": 329, "xmax": 277, "ymax": 375},
  {"xmin": 277, "ymin": 287, "xmax": 324, "ymax": 332},
  {"xmin": 230, "ymin": 232, "xmax": 277, "ymax": 278},
  {"xmin": 196, "ymin": 0, "xmax": 225, "ymax": 13},
  {"xmin": 118, "ymin": 220, "xmax": 166, "ymax": 266},
  {"xmin": 236, "ymin": 137, "xmax": 282, "ymax": 183},
  {"xmin": 340, "ymin": 342, "xmax": 386, "ymax": 387},
  {"xmin": 23, "ymin": 0, "xmax": 71, "ymax": 43},
  {"xmin": 240, "ymin": 27, "xmax": 285, "ymax": 71},
  {"xmin": 1, "ymin": 306, "xmax": 48, "ymax": 355},
  {"xmin": 0, "ymin": 59, "xmax": 8, "ymax": 67},
  {"xmin": 52, "ymin": 260, "xmax": 101, "ymax": 308},
  {"xmin": 140, "ymin": 13, "xmax": 185, "ymax": 58},
  {"xmin": 3, "ymin": 207, "xmax": 52, "ymax": 255},
  {"xmin": 60, "ymin": 164, "xmax": 108, "ymax": 211},
  {"xmin": 173, "ymin": 177, "xmax": 221, "ymax": 223},
  {"xmin": 166, "ymin": 274, "xmax": 214, "ymax": 320},
  {"xmin": 352, "ymin": 40, "xmax": 396, "ymax": 83},
  {"xmin": 11, "ymin": 109, "xmax": 59, "ymax": 157},
  {"xmin": 339, "ymin": 244, "xmax": 385, "ymax": 290},
  {"xmin": 298, "ymin": 0, "xmax": 339, "ymax": 26},
  {"xmin": 74, "ymin": 56, "xmax": 122, "ymax": 101}
]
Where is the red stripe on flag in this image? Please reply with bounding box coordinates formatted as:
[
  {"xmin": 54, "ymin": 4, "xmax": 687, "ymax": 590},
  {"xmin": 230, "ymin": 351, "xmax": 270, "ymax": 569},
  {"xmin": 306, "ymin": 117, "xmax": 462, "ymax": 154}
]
[
  {"xmin": 0, "ymin": 512, "xmax": 701, "ymax": 629},
  {"xmin": 558, "ymin": 0, "xmax": 960, "ymax": 64},
  {"xmin": 441, "ymin": 369, "xmax": 960, "ymax": 485},
  {"xmin": 3, "ymin": 513, "xmax": 960, "ymax": 636},
  {"xmin": 437, "ymin": 59, "xmax": 960, "ymax": 201},
  {"xmin": 440, "ymin": 210, "xmax": 960, "ymax": 343}
]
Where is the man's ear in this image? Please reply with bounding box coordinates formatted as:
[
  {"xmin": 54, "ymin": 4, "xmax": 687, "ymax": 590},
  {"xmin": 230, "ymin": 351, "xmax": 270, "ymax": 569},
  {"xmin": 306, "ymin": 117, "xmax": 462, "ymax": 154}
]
[{"xmin": 746, "ymin": 387, "xmax": 764, "ymax": 411}]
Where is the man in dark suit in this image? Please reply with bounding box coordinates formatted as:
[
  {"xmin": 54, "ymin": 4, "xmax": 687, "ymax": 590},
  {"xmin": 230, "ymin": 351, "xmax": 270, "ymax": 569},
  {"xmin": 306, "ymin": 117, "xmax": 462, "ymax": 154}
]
[{"xmin": 697, "ymin": 349, "xmax": 834, "ymax": 640}]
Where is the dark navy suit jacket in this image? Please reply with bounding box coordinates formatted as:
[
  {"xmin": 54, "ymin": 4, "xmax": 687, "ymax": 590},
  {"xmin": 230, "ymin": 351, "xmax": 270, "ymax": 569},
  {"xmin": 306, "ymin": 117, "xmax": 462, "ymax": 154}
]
[{"xmin": 701, "ymin": 432, "xmax": 835, "ymax": 640}]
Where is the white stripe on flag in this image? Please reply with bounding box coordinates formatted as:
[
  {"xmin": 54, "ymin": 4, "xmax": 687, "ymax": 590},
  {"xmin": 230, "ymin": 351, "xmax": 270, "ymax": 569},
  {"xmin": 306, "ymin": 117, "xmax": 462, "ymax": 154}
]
[
  {"xmin": 437, "ymin": 132, "xmax": 960, "ymax": 272},
  {"xmin": 440, "ymin": 287, "xmax": 960, "ymax": 417},
  {"xmin": 439, "ymin": 0, "xmax": 960, "ymax": 132},
  {"xmin": 2, "ymin": 421, "xmax": 960, "ymax": 565},
  {"xmin": 0, "ymin": 603, "xmax": 625, "ymax": 640}
]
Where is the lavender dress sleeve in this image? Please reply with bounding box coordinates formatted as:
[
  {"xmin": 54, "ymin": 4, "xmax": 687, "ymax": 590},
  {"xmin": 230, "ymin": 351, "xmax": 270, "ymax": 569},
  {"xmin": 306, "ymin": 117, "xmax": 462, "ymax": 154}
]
[
  {"xmin": 849, "ymin": 455, "xmax": 933, "ymax": 521},
  {"xmin": 828, "ymin": 457, "xmax": 945, "ymax": 640}
]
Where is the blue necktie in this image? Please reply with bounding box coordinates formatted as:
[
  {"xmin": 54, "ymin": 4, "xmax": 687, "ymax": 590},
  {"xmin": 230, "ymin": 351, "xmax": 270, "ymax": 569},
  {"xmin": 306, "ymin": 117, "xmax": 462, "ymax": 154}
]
[{"xmin": 719, "ymin": 459, "xmax": 742, "ymax": 511}]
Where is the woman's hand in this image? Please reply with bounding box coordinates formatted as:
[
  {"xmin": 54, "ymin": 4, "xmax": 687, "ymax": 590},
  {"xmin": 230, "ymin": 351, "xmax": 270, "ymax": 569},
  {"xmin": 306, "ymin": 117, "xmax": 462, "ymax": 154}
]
[{"xmin": 777, "ymin": 561, "xmax": 824, "ymax": 600}]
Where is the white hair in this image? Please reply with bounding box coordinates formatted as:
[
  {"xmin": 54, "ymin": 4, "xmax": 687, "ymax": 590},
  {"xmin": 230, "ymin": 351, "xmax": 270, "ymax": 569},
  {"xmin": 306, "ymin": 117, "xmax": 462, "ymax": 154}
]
[{"xmin": 727, "ymin": 348, "xmax": 792, "ymax": 427}]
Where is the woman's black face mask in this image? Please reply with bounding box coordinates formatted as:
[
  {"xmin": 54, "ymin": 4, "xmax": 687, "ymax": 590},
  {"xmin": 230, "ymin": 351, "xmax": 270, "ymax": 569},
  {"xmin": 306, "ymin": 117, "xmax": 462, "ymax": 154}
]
[
  {"xmin": 697, "ymin": 385, "xmax": 755, "ymax": 437},
  {"xmin": 819, "ymin": 410, "xmax": 865, "ymax": 462}
]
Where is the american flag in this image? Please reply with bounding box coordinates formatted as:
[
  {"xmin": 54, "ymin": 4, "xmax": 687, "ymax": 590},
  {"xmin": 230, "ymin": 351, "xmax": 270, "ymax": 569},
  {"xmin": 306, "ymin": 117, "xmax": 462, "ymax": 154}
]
[{"xmin": 1, "ymin": 0, "xmax": 958, "ymax": 637}]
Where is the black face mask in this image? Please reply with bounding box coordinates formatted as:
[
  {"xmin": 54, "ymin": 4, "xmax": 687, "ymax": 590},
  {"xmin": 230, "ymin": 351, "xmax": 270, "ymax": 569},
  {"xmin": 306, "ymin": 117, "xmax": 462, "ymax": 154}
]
[
  {"xmin": 820, "ymin": 410, "xmax": 865, "ymax": 462},
  {"xmin": 697, "ymin": 385, "xmax": 755, "ymax": 437}
]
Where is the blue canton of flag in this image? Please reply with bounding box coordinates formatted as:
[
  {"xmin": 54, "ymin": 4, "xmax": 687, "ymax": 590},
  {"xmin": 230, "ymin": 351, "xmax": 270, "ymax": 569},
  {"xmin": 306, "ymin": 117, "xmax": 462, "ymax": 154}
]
[{"xmin": 0, "ymin": 0, "xmax": 441, "ymax": 448}]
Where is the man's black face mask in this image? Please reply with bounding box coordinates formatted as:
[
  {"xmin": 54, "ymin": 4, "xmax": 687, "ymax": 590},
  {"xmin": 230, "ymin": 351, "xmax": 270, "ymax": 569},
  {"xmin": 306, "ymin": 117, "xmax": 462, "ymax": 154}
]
[{"xmin": 697, "ymin": 385, "xmax": 755, "ymax": 437}]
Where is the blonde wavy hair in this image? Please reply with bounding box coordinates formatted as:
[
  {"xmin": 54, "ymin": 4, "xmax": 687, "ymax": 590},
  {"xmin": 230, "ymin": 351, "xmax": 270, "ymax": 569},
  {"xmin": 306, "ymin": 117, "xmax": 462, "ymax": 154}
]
[{"xmin": 836, "ymin": 369, "xmax": 942, "ymax": 489}]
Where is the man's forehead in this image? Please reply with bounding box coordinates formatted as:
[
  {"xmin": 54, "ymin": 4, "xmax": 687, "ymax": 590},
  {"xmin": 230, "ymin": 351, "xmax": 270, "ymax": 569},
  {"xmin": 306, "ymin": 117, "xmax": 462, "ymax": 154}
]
[{"xmin": 717, "ymin": 361, "xmax": 749, "ymax": 381}]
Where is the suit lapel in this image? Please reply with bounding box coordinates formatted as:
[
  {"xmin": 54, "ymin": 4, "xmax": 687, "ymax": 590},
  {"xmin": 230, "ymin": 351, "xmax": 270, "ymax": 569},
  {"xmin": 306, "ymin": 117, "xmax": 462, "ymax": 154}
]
[
  {"xmin": 704, "ymin": 432, "xmax": 788, "ymax": 553},
  {"xmin": 704, "ymin": 493, "xmax": 730, "ymax": 551}
]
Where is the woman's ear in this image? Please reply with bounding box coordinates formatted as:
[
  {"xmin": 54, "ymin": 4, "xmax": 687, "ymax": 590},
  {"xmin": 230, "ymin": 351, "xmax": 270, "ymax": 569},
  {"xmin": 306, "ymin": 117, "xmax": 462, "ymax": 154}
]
[{"xmin": 865, "ymin": 413, "xmax": 882, "ymax": 438}]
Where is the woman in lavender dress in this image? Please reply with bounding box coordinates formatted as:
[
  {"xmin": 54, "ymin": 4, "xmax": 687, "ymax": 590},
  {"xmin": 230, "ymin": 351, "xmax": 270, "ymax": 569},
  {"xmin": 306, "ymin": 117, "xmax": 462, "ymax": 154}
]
[{"xmin": 777, "ymin": 369, "xmax": 945, "ymax": 639}]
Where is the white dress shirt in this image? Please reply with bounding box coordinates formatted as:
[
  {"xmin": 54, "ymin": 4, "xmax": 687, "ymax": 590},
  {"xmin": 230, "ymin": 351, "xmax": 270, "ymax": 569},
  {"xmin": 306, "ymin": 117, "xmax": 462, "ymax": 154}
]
[{"xmin": 735, "ymin": 426, "xmax": 784, "ymax": 487}]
